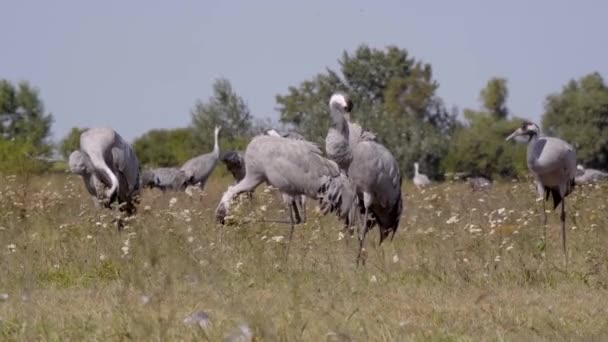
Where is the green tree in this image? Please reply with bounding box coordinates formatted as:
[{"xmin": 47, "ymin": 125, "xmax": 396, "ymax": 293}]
[
  {"xmin": 480, "ymin": 78, "xmax": 509, "ymax": 119},
  {"xmin": 443, "ymin": 78, "xmax": 527, "ymax": 179},
  {"xmin": 276, "ymin": 44, "xmax": 457, "ymax": 178},
  {"xmin": 190, "ymin": 79, "xmax": 252, "ymax": 153},
  {"xmin": 133, "ymin": 128, "xmax": 198, "ymax": 167},
  {"xmin": 59, "ymin": 127, "xmax": 88, "ymax": 159},
  {"xmin": 542, "ymin": 72, "xmax": 608, "ymax": 169},
  {"xmin": 0, "ymin": 80, "xmax": 54, "ymax": 155}
]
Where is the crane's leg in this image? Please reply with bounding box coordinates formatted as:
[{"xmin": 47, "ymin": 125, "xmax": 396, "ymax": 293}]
[
  {"xmin": 287, "ymin": 202, "xmax": 296, "ymax": 243},
  {"xmin": 356, "ymin": 207, "xmax": 370, "ymax": 266},
  {"xmin": 356, "ymin": 192, "xmax": 374, "ymax": 266},
  {"xmin": 561, "ymin": 198, "xmax": 568, "ymax": 266}
]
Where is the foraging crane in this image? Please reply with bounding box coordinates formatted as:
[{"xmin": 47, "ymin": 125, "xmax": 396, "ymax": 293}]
[
  {"xmin": 326, "ymin": 92, "xmax": 403, "ymax": 264},
  {"xmin": 181, "ymin": 126, "xmax": 221, "ymax": 190},
  {"xmin": 506, "ymin": 121, "xmax": 576, "ymax": 263},
  {"xmin": 70, "ymin": 127, "xmax": 141, "ymax": 215},
  {"xmin": 215, "ymin": 135, "xmax": 358, "ymax": 243},
  {"xmin": 141, "ymin": 167, "xmax": 187, "ymax": 191},
  {"xmin": 575, "ymin": 164, "xmax": 608, "ymax": 184},
  {"xmin": 413, "ymin": 162, "xmax": 431, "ymax": 188}
]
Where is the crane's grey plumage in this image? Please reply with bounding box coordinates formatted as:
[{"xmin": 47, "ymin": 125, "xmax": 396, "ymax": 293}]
[
  {"xmin": 506, "ymin": 121, "xmax": 576, "ymax": 263},
  {"xmin": 326, "ymin": 92, "xmax": 403, "ymax": 264},
  {"xmin": 181, "ymin": 126, "xmax": 221, "ymax": 190},
  {"xmin": 264, "ymin": 129, "xmax": 309, "ymax": 221},
  {"xmin": 325, "ymin": 92, "xmax": 376, "ymax": 171},
  {"xmin": 69, "ymin": 150, "xmax": 106, "ymax": 208},
  {"xmin": 216, "ymin": 135, "xmax": 357, "ymax": 242},
  {"xmin": 141, "ymin": 167, "xmax": 187, "ymax": 191},
  {"xmin": 575, "ymin": 164, "xmax": 608, "ymax": 184},
  {"xmin": 413, "ymin": 162, "xmax": 431, "ymax": 188},
  {"xmin": 71, "ymin": 127, "xmax": 141, "ymax": 215}
]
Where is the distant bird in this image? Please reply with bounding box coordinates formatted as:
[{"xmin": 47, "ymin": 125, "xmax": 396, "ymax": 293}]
[
  {"xmin": 264, "ymin": 129, "xmax": 308, "ymax": 221},
  {"xmin": 215, "ymin": 135, "xmax": 357, "ymax": 243},
  {"xmin": 326, "ymin": 92, "xmax": 403, "ymax": 264},
  {"xmin": 265, "ymin": 128, "xmax": 306, "ymax": 141},
  {"xmin": 181, "ymin": 126, "xmax": 221, "ymax": 190},
  {"xmin": 467, "ymin": 176, "xmax": 492, "ymax": 191},
  {"xmin": 506, "ymin": 121, "xmax": 576, "ymax": 263},
  {"xmin": 69, "ymin": 127, "xmax": 141, "ymax": 215},
  {"xmin": 140, "ymin": 167, "xmax": 187, "ymax": 191},
  {"xmin": 575, "ymin": 164, "xmax": 608, "ymax": 184},
  {"xmin": 413, "ymin": 162, "xmax": 431, "ymax": 189}
]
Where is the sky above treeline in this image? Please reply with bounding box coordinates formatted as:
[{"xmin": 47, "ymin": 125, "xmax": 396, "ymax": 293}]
[{"xmin": 1, "ymin": 0, "xmax": 607, "ymax": 142}]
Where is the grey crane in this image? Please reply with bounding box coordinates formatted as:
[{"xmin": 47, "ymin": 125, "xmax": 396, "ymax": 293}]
[
  {"xmin": 506, "ymin": 121, "xmax": 576, "ymax": 263},
  {"xmin": 325, "ymin": 92, "xmax": 403, "ymax": 264},
  {"xmin": 215, "ymin": 135, "xmax": 358, "ymax": 243},
  {"xmin": 141, "ymin": 167, "xmax": 187, "ymax": 191},
  {"xmin": 413, "ymin": 162, "xmax": 431, "ymax": 189},
  {"xmin": 467, "ymin": 176, "xmax": 492, "ymax": 191},
  {"xmin": 69, "ymin": 127, "xmax": 141, "ymax": 215},
  {"xmin": 181, "ymin": 126, "xmax": 221, "ymax": 190},
  {"xmin": 264, "ymin": 129, "xmax": 308, "ymax": 222},
  {"xmin": 575, "ymin": 164, "xmax": 608, "ymax": 184}
]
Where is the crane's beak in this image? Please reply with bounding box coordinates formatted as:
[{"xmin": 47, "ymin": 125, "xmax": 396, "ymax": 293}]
[{"xmin": 505, "ymin": 128, "xmax": 523, "ymax": 141}]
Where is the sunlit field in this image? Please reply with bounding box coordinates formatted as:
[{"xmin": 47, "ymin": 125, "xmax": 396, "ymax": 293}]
[{"xmin": 1, "ymin": 172, "xmax": 608, "ymax": 341}]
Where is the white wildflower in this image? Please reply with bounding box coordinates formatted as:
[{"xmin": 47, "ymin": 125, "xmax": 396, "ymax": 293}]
[
  {"xmin": 497, "ymin": 208, "xmax": 506, "ymax": 215},
  {"xmin": 86, "ymin": 235, "xmax": 93, "ymax": 240},
  {"xmin": 270, "ymin": 235, "xmax": 284, "ymax": 243},
  {"xmin": 506, "ymin": 245, "xmax": 514, "ymax": 251},
  {"xmin": 392, "ymin": 254, "xmax": 399, "ymax": 263},
  {"xmin": 187, "ymin": 236, "xmax": 194, "ymax": 243},
  {"xmin": 370, "ymin": 275, "xmax": 377, "ymax": 283},
  {"xmin": 259, "ymin": 205, "xmax": 267, "ymax": 212},
  {"xmin": 338, "ymin": 232, "xmax": 345, "ymax": 241},
  {"xmin": 169, "ymin": 197, "xmax": 178, "ymax": 208},
  {"xmin": 99, "ymin": 254, "xmax": 107, "ymax": 261},
  {"xmin": 446, "ymin": 215, "xmax": 459, "ymax": 224},
  {"xmin": 7, "ymin": 244, "xmax": 16, "ymax": 253}
]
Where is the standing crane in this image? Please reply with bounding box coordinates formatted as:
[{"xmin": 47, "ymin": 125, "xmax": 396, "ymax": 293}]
[
  {"xmin": 181, "ymin": 126, "xmax": 221, "ymax": 190},
  {"xmin": 325, "ymin": 92, "xmax": 403, "ymax": 265},
  {"xmin": 506, "ymin": 121, "xmax": 576, "ymax": 264},
  {"xmin": 215, "ymin": 135, "xmax": 357, "ymax": 243}
]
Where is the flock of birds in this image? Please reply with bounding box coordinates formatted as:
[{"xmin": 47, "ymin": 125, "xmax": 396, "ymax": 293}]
[{"xmin": 65, "ymin": 92, "xmax": 608, "ymax": 264}]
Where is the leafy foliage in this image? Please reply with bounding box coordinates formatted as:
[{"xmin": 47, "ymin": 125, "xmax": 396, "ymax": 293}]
[
  {"xmin": 0, "ymin": 80, "xmax": 54, "ymax": 156},
  {"xmin": 59, "ymin": 127, "xmax": 88, "ymax": 159},
  {"xmin": 542, "ymin": 72, "xmax": 608, "ymax": 169},
  {"xmin": 276, "ymin": 45, "xmax": 457, "ymax": 178},
  {"xmin": 191, "ymin": 79, "xmax": 252, "ymax": 153},
  {"xmin": 443, "ymin": 78, "xmax": 527, "ymax": 179},
  {"xmin": 132, "ymin": 128, "xmax": 198, "ymax": 167}
]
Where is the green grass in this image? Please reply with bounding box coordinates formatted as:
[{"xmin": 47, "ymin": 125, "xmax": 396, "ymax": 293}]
[{"xmin": 1, "ymin": 173, "xmax": 608, "ymax": 341}]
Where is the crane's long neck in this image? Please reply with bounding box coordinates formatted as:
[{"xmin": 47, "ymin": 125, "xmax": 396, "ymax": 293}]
[
  {"xmin": 212, "ymin": 129, "xmax": 220, "ymax": 157},
  {"xmin": 414, "ymin": 163, "xmax": 419, "ymax": 175},
  {"xmin": 526, "ymin": 133, "xmax": 540, "ymax": 168},
  {"xmin": 330, "ymin": 107, "xmax": 349, "ymax": 138}
]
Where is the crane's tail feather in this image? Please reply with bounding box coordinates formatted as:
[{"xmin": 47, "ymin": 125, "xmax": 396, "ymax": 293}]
[{"xmin": 317, "ymin": 173, "xmax": 358, "ymax": 223}]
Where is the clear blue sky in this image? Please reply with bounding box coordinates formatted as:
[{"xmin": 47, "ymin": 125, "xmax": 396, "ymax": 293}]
[{"xmin": 1, "ymin": 0, "xmax": 607, "ymax": 142}]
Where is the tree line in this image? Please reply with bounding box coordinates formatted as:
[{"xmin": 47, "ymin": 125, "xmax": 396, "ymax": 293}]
[{"xmin": 2, "ymin": 44, "xmax": 608, "ymax": 179}]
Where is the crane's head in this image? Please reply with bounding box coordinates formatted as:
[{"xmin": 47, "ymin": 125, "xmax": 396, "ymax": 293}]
[
  {"xmin": 329, "ymin": 92, "xmax": 353, "ymax": 113},
  {"xmin": 68, "ymin": 150, "xmax": 91, "ymax": 175},
  {"xmin": 214, "ymin": 126, "xmax": 222, "ymax": 136},
  {"xmin": 505, "ymin": 121, "xmax": 540, "ymax": 142}
]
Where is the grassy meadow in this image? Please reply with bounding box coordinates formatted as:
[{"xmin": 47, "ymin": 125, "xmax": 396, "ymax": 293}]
[{"xmin": 1, "ymin": 172, "xmax": 608, "ymax": 341}]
